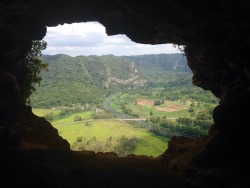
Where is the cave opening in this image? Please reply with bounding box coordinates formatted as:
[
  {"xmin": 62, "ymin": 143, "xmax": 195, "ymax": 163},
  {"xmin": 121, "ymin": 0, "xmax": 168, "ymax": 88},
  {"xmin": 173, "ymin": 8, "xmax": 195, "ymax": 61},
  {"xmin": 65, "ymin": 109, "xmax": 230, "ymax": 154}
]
[
  {"xmin": 2, "ymin": 1, "xmax": 250, "ymax": 187},
  {"xmin": 29, "ymin": 22, "xmax": 218, "ymax": 157}
]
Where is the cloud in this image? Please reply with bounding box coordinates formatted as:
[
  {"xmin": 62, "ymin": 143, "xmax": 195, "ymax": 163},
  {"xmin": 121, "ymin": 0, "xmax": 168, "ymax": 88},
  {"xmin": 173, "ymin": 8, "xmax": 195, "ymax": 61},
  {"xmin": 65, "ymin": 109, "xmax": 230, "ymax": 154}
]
[{"xmin": 42, "ymin": 22, "xmax": 182, "ymax": 56}]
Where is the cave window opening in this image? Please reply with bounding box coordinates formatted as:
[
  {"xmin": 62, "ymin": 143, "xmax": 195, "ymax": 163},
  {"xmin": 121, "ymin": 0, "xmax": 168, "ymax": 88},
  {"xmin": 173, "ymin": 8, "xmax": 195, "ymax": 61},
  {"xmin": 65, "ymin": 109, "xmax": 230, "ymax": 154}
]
[{"xmin": 30, "ymin": 22, "xmax": 218, "ymax": 157}]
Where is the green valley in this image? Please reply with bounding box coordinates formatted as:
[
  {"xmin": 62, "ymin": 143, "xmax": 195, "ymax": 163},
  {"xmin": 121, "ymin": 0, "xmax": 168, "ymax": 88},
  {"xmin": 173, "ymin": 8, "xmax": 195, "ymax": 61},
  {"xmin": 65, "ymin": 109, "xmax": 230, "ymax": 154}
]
[
  {"xmin": 32, "ymin": 108, "xmax": 168, "ymax": 157},
  {"xmin": 31, "ymin": 53, "xmax": 219, "ymax": 157},
  {"xmin": 55, "ymin": 120, "xmax": 168, "ymax": 157}
]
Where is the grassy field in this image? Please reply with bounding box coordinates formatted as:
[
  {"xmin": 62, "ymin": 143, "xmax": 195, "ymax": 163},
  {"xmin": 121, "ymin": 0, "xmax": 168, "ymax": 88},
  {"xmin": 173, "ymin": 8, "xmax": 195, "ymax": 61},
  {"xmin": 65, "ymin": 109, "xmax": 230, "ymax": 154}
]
[
  {"xmin": 51, "ymin": 111, "xmax": 94, "ymax": 125},
  {"xmin": 32, "ymin": 108, "xmax": 168, "ymax": 157},
  {"xmin": 32, "ymin": 108, "xmax": 95, "ymax": 125},
  {"xmin": 108, "ymin": 90, "xmax": 219, "ymax": 122},
  {"xmin": 32, "ymin": 108, "xmax": 61, "ymax": 117},
  {"xmin": 109, "ymin": 92, "xmax": 190, "ymax": 119},
  {"xmin": 55, "ymin": 120, "xmax": 168, "ymax": 157}
]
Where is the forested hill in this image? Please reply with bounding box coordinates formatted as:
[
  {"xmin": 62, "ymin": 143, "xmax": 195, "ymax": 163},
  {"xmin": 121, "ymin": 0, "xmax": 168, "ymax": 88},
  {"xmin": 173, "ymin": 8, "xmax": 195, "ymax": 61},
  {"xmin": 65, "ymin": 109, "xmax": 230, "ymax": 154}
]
[
  {"xmin": 121, "ymin": 54, "xmax": 191, "ymax": 84},
  {"xmin": 30, "ymin": 54, "xmax": 146, "ymax": 108},
  {"xmin": 30, "ymin": 53, "xmax": 188, "ymax": 108},
  {"xmin": 121, "ymin": 53, "xmax": 190, "ymax": 73}
]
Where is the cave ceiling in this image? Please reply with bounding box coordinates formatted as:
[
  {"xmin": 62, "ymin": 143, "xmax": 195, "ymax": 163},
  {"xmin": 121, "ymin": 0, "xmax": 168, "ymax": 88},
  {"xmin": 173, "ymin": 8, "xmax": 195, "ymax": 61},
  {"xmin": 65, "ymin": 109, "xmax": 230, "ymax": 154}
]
[
  {"xmin": 1, "ymin": 1, "xmax": 250, "ymax": 53},
  {"xmin": 1, "ymin": 0, "xmax": 250, "ymax": 181}
]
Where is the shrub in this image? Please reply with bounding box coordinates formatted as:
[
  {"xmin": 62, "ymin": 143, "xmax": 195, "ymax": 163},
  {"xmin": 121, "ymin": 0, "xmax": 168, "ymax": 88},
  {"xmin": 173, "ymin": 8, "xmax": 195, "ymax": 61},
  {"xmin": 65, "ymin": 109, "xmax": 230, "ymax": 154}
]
[
  {"xmin": 160, "ymin": 119, "xmax": 175, "ymax": 128},
  {"xmin": 43, "ymin": 112, "xmax": 54, "ymax": 121},
  {"xmin": 153, "ymin": 100, "xmax": 162, "ymax": 106},
  {"xmin": 150, "ymin": 116, "xmax": 160, "ymax": 123},
  {"xmin": 76, "ymin": 137, "xmax": 83, "ymax": 142},
  {"xmin": 74, "ymin": 116, "xmax": 82, "ymax": 122}
]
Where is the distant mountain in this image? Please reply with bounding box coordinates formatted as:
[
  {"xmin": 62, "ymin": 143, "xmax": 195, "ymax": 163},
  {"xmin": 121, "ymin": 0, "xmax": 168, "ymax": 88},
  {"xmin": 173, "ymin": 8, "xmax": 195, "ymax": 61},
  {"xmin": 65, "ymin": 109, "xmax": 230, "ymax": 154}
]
[
  {"xmin": 121, "ymin": 53, "xmax": 189, "ymax": 72},
  {"xmin": 30, "ymin": 54, "xmax": 147, "ymax": 108},
  {"xmin": 30, "ymin": 54, "xmax": 190, "ymax": 108},
  {"xmin": 121, "ymin": 53, "xmax": 191, "ymax": 85}
]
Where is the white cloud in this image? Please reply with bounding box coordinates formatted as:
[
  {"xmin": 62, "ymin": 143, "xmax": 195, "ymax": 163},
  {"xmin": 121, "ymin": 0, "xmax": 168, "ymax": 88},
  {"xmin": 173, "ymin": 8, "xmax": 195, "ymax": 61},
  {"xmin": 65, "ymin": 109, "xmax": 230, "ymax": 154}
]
[{"xmin": 42, "ymin": 22, "xmax": 182, "ymax": 56}]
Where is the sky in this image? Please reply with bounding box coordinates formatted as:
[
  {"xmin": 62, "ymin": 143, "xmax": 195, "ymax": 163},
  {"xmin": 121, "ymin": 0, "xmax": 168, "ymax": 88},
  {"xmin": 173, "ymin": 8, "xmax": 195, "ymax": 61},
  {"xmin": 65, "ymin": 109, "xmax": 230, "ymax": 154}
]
[{"xmin": 42, "ymin": 22, "xmax": 183, "ymax": 57}]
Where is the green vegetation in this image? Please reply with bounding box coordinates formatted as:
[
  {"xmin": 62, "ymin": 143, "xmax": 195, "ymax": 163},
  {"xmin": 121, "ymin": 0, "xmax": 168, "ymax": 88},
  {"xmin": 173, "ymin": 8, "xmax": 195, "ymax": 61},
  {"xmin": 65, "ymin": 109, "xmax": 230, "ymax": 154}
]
[
  {"xmin": 30, "ymin": 53, "xmax": 190, "ymax": 108},
  {"xmin": 32, "ymin": 108, "xmax": 94, "ymax": 125},
  {"xmin": 32, "ymin": 108, "xmax": 61, "ymax": 117},
  {"xmin": 55, "ymin": 120, "xmax": 168, "ymax": 157},
  {"xmin": 121, "ymin": 54, "xmax": 191, "ymax": 85},
  {"xmin": 16, "ymin": 40, "xmax": 47, "ymax": 103},
  {"xmin": 32, "ymin": 108, "xmax": 168, "ymax": 156},
  {"xmin": 31, "ymin": 53, "xmax": 219, "ymax": 156},
  {"xmin": 107, "ymin": 82, "xmax": 218, "ymax": 138},
  {"xmin": 51, "ymin": 111, "xmax": 94, "ymax": 125},
  {"xmin": 30, "ymin": 54, "xmax": 147, "ymax": 108}
]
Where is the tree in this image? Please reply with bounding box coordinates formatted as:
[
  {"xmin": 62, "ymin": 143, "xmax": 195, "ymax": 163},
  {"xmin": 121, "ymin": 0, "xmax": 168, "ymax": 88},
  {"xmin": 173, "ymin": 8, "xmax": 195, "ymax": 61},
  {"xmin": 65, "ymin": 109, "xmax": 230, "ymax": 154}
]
[
  {"xmin": 74, "ymin": 116, "xmax": 82, "ymax": 122},
  {"xmin": 150, "ymin": 116, "xmax": 160, "ymax": 123},
  {"xmin": 154, "ymin": 100, "xmax": 161, "ymax": 106},
  {"xmin": 115, "ymin": 136, "xmax": 138, "ymax": 156},
  {"xmin": 160, "ymin": 119, "xmax": 175, "ymax": 128},
  {"xmin": 76, "ymin": 137, "xmax": 83, "ymax": 142},
  {"xmin": 188, "ymin": 106, "xmax": 195, "ymax": 112},
  {"xmin": 17, "ymin": 40, "xmax": 47, "ymax": 103},
  {"xmin": 43, "ymin": 112, "xmax": 54, "ymax": 121},
  {"xmin": 177, "ymin": 117, "xmax": 193, "ymax": 125}
]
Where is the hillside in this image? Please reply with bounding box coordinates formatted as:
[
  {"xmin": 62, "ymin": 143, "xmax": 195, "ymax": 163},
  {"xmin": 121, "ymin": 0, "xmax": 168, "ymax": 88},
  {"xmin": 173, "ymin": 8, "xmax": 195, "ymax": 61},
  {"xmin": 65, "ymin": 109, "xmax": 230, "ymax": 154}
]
[
  {"xmin": 30, "ymin": 54, "xmax": 188, "ymax": 108},
  {"xmin": 122, "ymin": 54, "xmax": 189, "ymax": 72},
  {"xmin": 121, "ymin": 54, "xmax": 191, "ymax": 84},
  {"xmin": 30, "ymin": 54, "xmax": 147, "ymax": 108}
]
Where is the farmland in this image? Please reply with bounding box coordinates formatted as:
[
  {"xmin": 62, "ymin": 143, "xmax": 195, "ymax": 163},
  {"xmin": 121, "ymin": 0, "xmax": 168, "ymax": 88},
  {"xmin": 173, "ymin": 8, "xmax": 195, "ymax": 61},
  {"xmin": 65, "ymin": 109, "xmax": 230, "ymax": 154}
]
[{"xmin": 32, "ymin": 109, "xmax": 168, "ymax": 157}]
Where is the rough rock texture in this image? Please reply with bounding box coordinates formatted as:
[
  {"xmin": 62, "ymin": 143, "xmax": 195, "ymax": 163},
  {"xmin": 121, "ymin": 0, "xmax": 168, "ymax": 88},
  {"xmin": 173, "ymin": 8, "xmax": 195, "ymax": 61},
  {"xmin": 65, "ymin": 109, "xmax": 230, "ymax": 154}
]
[
  {"xmin": 0, "ymin": 67, "xmax": 69, "ymax": 149},
  {"xmin": 1, "ymin": 0, "xmax": 250, "ymax": 187},
  {"xmin": 0, "ymin": 102, "xmax": 70, "ymax": 150},
  {"xmin": 0, "ymin": 148, "xmax": 188, "ymax": 188}
]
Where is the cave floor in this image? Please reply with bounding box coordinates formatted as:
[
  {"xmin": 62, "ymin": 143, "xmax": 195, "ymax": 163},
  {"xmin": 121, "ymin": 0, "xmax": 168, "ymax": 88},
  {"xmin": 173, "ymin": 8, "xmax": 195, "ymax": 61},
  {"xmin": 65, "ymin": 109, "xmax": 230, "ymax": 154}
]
[{"xmin": 1, "ymin": 148, "xmax": 188, "ymax": 188}]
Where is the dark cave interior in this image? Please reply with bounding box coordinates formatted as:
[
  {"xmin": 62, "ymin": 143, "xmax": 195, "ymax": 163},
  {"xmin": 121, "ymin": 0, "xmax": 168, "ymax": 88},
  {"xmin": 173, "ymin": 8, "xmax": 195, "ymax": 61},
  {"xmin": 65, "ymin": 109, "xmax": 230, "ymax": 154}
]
[{"xmin": 1, "ymin": 0, "xmax": 250, "ymax": 187}]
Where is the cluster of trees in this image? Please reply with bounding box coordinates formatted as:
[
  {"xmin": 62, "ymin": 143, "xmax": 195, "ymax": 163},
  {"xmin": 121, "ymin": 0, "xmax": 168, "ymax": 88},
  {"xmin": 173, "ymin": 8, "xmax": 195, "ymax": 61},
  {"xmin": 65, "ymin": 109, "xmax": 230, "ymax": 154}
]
[
  {"xmin": 71, "ymin": 136, "xmax": 98, "ymax": 151},
  {"xmin": 121, "ymin": 77, "xmax": 218, "ymax": 106},
  {"xmin": 114, "ymin": 136, "xmax": 138, "ymax": 156},
  {"xmin": 132, "ymin": 116, "xmax": 209, "ymax": 138},
  {"xmin": 151, "ymin": 109, "xmax": 213, "ymax": 138},
  {"xmin": 16, "ymin": 40, "xmax": 47, "ymax": 103},
  {"xmin": 43, "ymin": 112, "xmax": 55, "ymax": 121},
  {"xmin": 162, "ymin": 80, "xmax": 219, "ymax": 104},
  {"xmin": 43, "ymin": 108, "xmax": 89, "ymax": 122},
  {"xmin": 109, "ymin": 82, "xmax": 218, "ymax": 138},
  {"xmin": 71, "ymin": 134, "xmax": 138, "ymax": 156},
  {"xmin": 153, "ymin": 99, "xmax": 164, "ymax": 106},
  {"xmin": 74, "ymin": 116, "xmax": 82, "ymax": 122},
  {"xmin": 30, "ymin": 54, "xmax": 147, "ymax": 108}
]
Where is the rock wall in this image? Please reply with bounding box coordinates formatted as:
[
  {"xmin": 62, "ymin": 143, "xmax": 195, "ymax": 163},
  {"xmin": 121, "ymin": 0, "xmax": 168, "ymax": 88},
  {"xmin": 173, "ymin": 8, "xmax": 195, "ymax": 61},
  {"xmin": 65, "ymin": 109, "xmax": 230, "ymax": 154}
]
[{"xmin": 1, "ymin": 0, "xmax": 250, "ymax": 171}]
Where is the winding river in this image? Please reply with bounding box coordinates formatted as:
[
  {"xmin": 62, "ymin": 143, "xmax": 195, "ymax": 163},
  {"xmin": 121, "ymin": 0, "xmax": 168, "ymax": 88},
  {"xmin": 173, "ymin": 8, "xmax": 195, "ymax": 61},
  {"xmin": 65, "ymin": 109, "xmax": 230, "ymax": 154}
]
[{"xmin": 102, "ymin": 96, "xmax": 138, "ymax": 119}]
